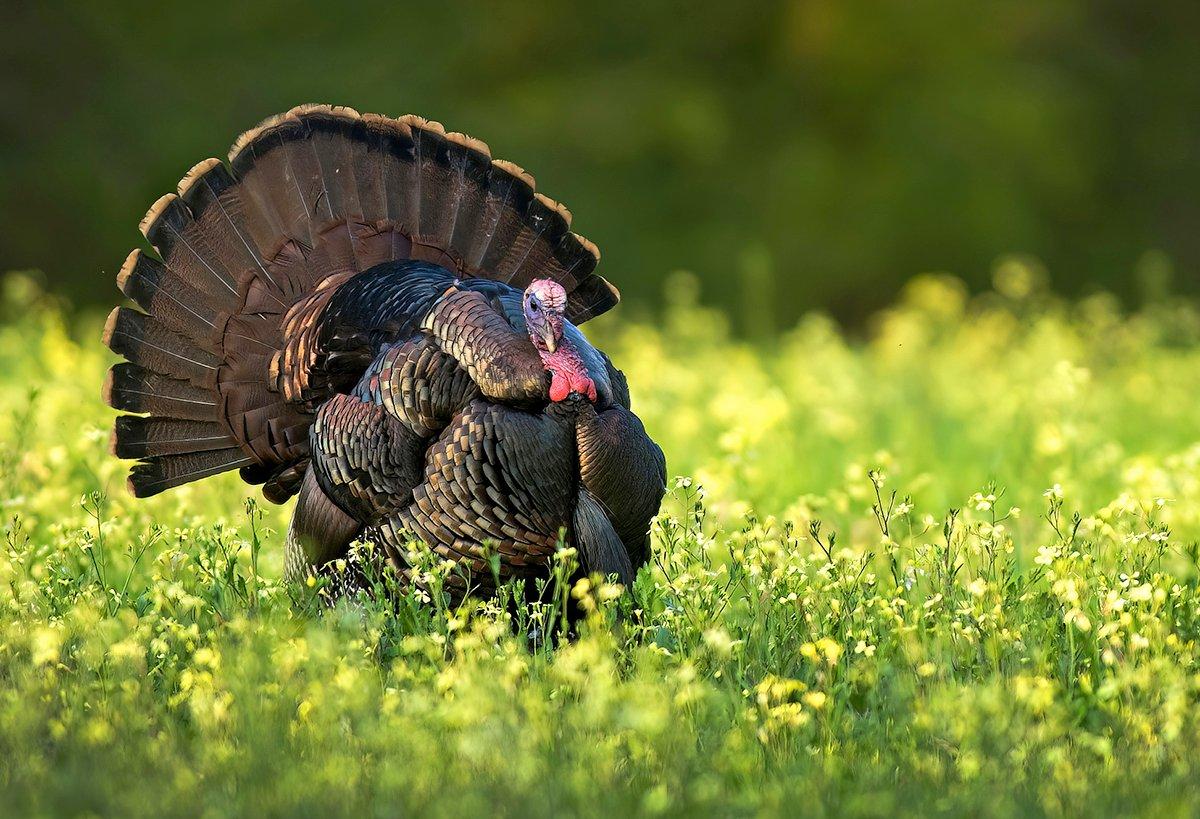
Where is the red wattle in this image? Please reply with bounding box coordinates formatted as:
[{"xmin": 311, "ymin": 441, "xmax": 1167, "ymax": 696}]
[
  {"xmin": 549, "ymin": 373, "xmax": 571, "ymax": 402},
  {"xmin": 541, "ymin": 343, "xmax": 598, "ymax": 403}
]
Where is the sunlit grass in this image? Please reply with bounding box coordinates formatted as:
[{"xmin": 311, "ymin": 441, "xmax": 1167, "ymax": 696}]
[{"xmin": 4, "ymin": 265, "xmax": 1200, "ymax": 816}]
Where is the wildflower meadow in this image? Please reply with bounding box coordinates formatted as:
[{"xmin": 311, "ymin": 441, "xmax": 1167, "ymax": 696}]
[{"xmin": 4, "ymin": 264, "xmax": 1200, "ymax": 816}]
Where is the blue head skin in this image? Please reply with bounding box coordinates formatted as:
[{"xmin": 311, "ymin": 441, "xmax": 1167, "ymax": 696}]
[{"xmin": 523, "ymin": 278, "xmax": 566, "ymax": 354}]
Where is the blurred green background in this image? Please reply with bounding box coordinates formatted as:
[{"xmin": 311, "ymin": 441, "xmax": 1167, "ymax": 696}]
[{"xmin": 3, "ymin": 0, "xmax": 1198, "ymax": 330}]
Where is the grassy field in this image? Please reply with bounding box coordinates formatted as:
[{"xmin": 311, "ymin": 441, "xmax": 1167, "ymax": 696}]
[{"xmin": 4, "ymin": 265, "xmax": 1200, "ymax": 816}]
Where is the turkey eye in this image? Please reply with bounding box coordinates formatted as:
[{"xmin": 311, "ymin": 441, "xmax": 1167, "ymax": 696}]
[{"xmin": 530, "ymin": 300, "xmax": 540, "ymax": 312}]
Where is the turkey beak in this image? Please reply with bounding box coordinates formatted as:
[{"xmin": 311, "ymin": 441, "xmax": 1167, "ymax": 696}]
[{"xmin": 539, "ymin": 324, "xmax": 558, "ymax": 353}]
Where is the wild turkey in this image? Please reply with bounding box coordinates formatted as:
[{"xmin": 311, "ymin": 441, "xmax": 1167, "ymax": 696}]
[{"xmin": 102, "ymin": 104, "xmax": 666, "ymax": 599}]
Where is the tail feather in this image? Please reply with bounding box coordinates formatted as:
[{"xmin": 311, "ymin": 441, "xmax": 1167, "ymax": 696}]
[
  {"xmin": 102, "ymin": 307, "xmax": 220, "ymax": 387},
  {"xmin": 139, "ymin": 193, "xmax": 242, "ymax": 301},
  {"xmin": 434, "ymin": 132, "xmax": 493, "ymax": 264},
  {"xmin": 234, "ymin": 105, "xmax": 614, "ymax": 316},
  {"xmin": 413, "ymin": 123, "xmax": 458, "ymax": 252},
  {"xmin": 403, "ymin": 115, "xmax": 440, "ymax": 240},
  {"xmin": 128, "ymin": 449, "xmax": 255, "ymax": 498},
  {"xmin": 475, "ymin": 161, "xmax": 537, "ymax": 282},
  {"xmin": 501, "ymin": 193, "xmax": 574, "ymax": 288},
  {"xmin": 304, "ymin": 219, "xmax": 361, "ymax": 281},
  {"xmin": 235, "ymin": 142, "xmax": 317, "ymax": 264},
  {"xmin": 551, "ymin": 247, "xmax": 607, "ymax": 323},
  {"xmin": 112, "ymin": 416, "xmax": 237, "ymax": 458},
  {"xmin": 348, "ymin": 221, "xmax": 401, "ymax": 272},
  {"xmin": 173, "ymin": 158, "xmax": 296, "ymax": 302},
  {"xmin": 239, "ymin": 130, "xmax": 320, "ymax": 251},
  {"xmin": 306, "ymin": 109, "xmax": 366, "ymax": 232},
  {"xmin": 367, "ymin": 114, "xmax": 419, "ymax": 235},
  {"xmin": 446, "ymin": 135, "xmax": 496, "ymax": 265},
  {"xmin": 352, "ymin": 117, "xmax": 392, "ymax": 225},
  {"xmin": 103, "ymin": 363, "xmax": 219, "ymax": 422},
  {"xmin": 117, "ymin": 250, "xmax": 220, "ymax": 342}
]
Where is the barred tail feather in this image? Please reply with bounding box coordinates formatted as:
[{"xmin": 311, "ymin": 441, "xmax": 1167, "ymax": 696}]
[
  {"xmin": 102, "ymin": 307, "xmax": 219, "ymax": 388},
  {"xmin": 111, "ymin": 416, "xmax": 237, "ymax": 459},
  {"xmin": 127, "ymin": 450, "xmax": 255, "ymax": 498},
  {"xmin": 103, "ymin": 363, "xmax": 219, "ymax": 422}
]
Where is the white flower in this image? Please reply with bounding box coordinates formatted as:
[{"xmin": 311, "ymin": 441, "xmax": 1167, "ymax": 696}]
[
  {"xmin": 1034, "ymin": 545, "xmax": 1059, "ymax": 566},
  {"xmin": 703, "ymin": 628, "xmax": 736, "ymax": 657},
  {"xmin": 1128, "ymin": 583, "xmax": 1154, "ymax": 602},
  {"xmin": 854, "ymin": 640, "xmax": 876, "ymax": 657}
]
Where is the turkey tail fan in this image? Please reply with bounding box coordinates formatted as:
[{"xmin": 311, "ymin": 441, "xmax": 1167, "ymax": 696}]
[
  {"xmin": 226, "ymin": 105, "xmax": 617, "ymax": 321},
  {"xmin": 105, "ymin": 103, "xmax": 614, "ymax": 500}
]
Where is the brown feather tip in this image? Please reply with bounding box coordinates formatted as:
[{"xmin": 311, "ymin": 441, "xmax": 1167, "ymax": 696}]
[
  {"xmin": 491, "ymin": 159, "xmax": 536, "ymax": 189},
  {"xmin": 445, "ymin": 131, "xmax": 492, "ymax": 158},
  {"xmin": 100, "ymin": 306, "xmax": 123, "ymax": 349},
  {"xmin": 227, "ymin": 110, "xmax": 297, "ymax": 164},
  {"xmin": 287, "ymin": 102, "xmax": 362, "ymax": 121},
  {"xmin": 138, "ymin": 193, "xmax": 180, "ymax": 239},
  {"xmin": 573, "ymin": 233, "xmax": 601, "ymax": 262},
  {"xmin": 101, "ymin": 366, "xmax": 116, "ymax": 407},
  {"xmin": 360, "ymin": 111, "xmax": 414, "ymax": 139},
  {"xmin": 535, "ymin": 193, "xmax": 573, "ymax": 226},
  {"xmin": 228, "ymin": 103, "xmax": 384, "ymax": 166},
  {"xmin": 400, "ymin": 114, "xmax": 447, "ymax": 136},
  {"xmin": 177, "ymin": 158, "xmax": 223, "ymax": 198},
  {"xmin": 108, "ymin": 426, "xmax": 121, "ymax": 458},
  {"xmin": 127, "ymin": 474, "xmax": 148, "ymax": 498},
  {"xmin": 115, "ymin": 249, "xmax": 142, "ymax": 296}
]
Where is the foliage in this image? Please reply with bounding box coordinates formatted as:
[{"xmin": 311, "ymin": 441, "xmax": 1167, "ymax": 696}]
[{"xmin": 4, "ymin": 268, "xmax": 1200, "ymax": 815}]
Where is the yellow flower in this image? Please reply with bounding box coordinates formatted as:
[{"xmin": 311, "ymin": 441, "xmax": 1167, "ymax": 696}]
[
  {"xmin": 193, "ymin": 646, "xmax": 220, "ymax": 669},
  {"xmin": 1064, "ymin": 609, "xmax": 1091, "ymax": 632},
  {"xmin": 31, "ymin": 626, "xmax": 62, "ymax": 667},
  {"xmin": 703, "ymin": 628, "xmax": 735, "ymax": 657},
  {"xmin": 1128, "ymin": 584, "xmax": 1153, "ymax": 603},
  {"xmin": 816, "ymin": 637, "xmax": 842, "ymax": 666}
]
